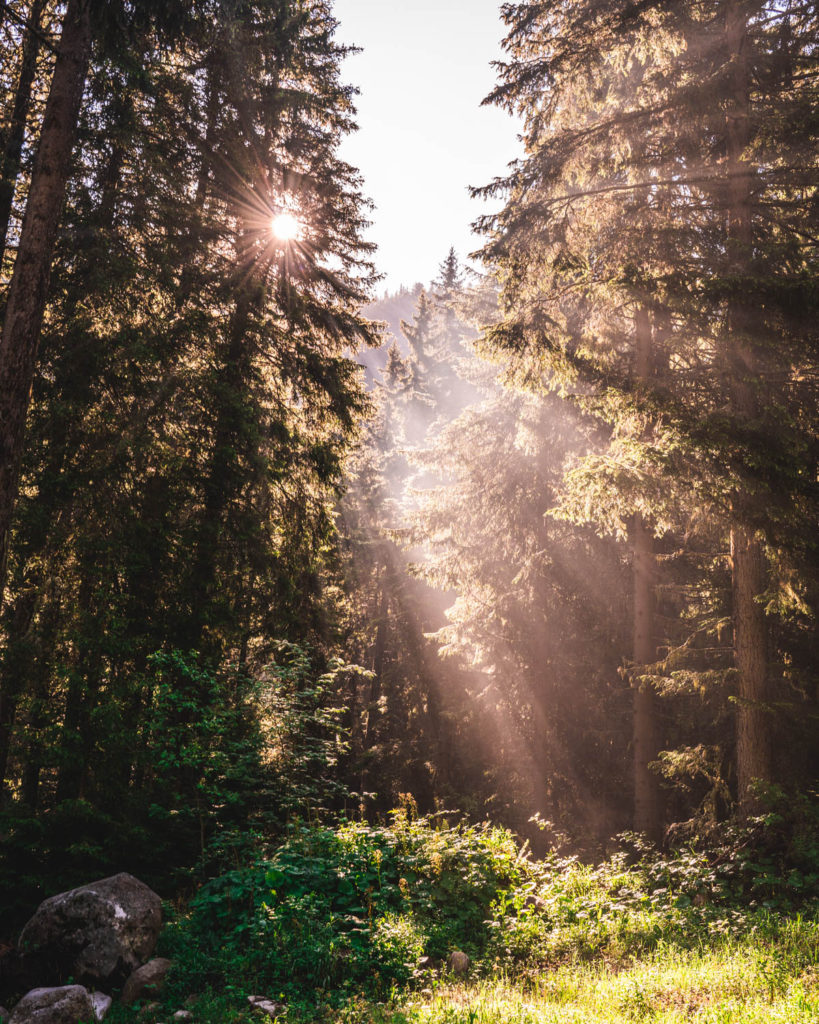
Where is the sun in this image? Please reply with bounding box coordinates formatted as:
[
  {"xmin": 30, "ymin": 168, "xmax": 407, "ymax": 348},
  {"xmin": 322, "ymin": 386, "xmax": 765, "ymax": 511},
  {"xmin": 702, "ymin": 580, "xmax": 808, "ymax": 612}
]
[{"xmin": 271, "ymin": 212, "xmax": 303, "ymax": 242}]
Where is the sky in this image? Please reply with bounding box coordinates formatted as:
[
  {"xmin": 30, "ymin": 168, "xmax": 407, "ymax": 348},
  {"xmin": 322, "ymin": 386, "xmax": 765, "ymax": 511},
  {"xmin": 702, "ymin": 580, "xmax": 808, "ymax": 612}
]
[{"xmin": 332, "ymin": 0, "xmax": 521, "ymax": 293}]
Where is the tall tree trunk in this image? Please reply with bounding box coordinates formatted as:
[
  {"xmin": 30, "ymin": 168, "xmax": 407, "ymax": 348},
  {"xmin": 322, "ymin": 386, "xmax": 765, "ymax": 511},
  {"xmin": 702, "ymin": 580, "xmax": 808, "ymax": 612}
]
[
  {"xmin": 632, "ymin": 513, "xmax": 661, "ymax": 837},
  {"xmin": 18, "ymin": 597, "xmax": 59, "ymax": 809},
  {"xmin": 732, "ymin": 525, "xmax": 769, "ymax": 807},
  {"xmin": 364, "ymin": 581, "xmax": 389, "ymax": 749},
  {"xmin": 631, "ymin": 306, "xmax": 662, "ymax": 838},
  {"xmin": 0, "ymin": 587, "xmax": 37, "ymax": 795},
  {"xmin": 725, "ymin": 0, "xmax": 770, "ymax": 812},
  {"xmin": 55, "ymin": 574, "xmax": 101, "ymax": 803},
  {"xmin": 0, "ymin": 0, "xmax": 91, "ymax": 609},
  {"xmin": 0, "ymin": 0, "xmax": 47, "ymax": 261},
  {"xmin": 184, "ymin": 232, "xmax": 260, "ymax": 650}
]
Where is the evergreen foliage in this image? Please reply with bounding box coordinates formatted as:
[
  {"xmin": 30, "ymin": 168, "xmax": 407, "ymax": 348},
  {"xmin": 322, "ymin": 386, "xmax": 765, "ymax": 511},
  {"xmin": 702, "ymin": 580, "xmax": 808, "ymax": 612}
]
[{"xmin": 0, "ymin": 0, "xmax": 817, "ymax": 976}]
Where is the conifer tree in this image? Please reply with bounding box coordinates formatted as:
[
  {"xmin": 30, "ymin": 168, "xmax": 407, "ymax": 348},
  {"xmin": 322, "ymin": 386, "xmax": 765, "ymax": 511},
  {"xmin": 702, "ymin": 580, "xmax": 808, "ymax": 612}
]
[
  {"xmin": 0, "ymin": 0, "xmax": 379, "ymax": 883},
  {"xmin": 481, "ymin": 0, "xmax": 819, "ymax": 816}
]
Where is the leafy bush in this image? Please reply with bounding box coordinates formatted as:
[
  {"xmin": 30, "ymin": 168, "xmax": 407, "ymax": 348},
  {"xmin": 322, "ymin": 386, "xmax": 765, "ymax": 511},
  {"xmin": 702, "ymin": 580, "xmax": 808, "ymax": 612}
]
[
  {"xmin": 487, "ymin": 791, "xmax": 819, "ymax": 972},
  {"xmin": 161, "ymin": 791, "xmax": 819, "ymax": 1011},
  {"xmin": 164, "ymin": 810, "xmax": 528, "ymax": 1005}
]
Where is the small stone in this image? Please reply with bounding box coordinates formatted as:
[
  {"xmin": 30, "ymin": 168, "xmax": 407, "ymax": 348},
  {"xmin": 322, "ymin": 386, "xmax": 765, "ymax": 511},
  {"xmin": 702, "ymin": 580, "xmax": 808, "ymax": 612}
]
[
  {"xmin": 247, "ymin": 996, "xmax": 285, "ymax": 1019},
  {"xmin": 137, "ymin": 1002, "xmax": 160, "ymax": 1019},
  {"xmin": 9, "ymin": 986, "xmax": 95, "ymax": 1024},
  {"xmin": 89, "ymin": 994, "xmax": 112, "ymax": 1022},
  {"xmin": 121, "ymin": 959, "xmax": 172, "ymax": 1005},
  {"xmin": 446, "ymin": 951, "xmax": 470, "ymax": 976},
  {"xmin": 172, "ymin": 1012, "xmax": 192, "ymax": 1022}
]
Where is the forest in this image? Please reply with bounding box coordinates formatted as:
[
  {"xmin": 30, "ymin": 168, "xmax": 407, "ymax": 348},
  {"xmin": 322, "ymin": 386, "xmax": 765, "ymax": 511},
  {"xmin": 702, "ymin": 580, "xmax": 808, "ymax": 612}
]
[{"xmin": 0, "ymin": 2, "xmax": 817, "ymax": 1024}]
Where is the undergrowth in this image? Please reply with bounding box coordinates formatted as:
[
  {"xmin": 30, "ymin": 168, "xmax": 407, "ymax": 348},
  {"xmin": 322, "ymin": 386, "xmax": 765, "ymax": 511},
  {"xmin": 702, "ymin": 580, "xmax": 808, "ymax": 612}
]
[{"xmin": 148, "ymin": 790, "xmax": 819, "ymax": 1020}]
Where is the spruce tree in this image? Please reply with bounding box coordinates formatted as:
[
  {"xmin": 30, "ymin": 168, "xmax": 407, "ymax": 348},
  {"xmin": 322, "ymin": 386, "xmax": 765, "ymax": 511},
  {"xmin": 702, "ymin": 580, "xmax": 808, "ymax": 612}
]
[
  {"xmin": 0, "ymin": 0, "xmax": 379, "ymax": 885},
  {"xmin": 480, "ymin": 0, "xmax": 819, "ymax": 816}
]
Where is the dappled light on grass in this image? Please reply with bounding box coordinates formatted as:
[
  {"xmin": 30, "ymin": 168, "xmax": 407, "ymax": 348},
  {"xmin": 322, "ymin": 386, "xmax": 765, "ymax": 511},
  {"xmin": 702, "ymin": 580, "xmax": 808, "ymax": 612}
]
[{"xmin": 391, "ymin": 950, "xmax": 819, "ymax": 1024}]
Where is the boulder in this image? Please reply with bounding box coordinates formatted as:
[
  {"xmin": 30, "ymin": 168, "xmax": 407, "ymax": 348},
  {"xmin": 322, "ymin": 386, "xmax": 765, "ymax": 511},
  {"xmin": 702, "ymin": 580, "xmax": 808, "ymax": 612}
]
[
  {"xmin": 18, "ymin": 874, "xmax": 161, "ymax": 985},
  {"xmin": 446, "ymin": 951, "xmax": 470, "ymax": 976},
  {"xmin": 9, "ymin": 987, "xmax": 94, "ymax": 1024},
  {"xmin": 120, "ymin": 959, "xmax": 172, "ymax": 1006},
  {"xmin": 89, "ymin": 994, "xmax": 112, "ymax": 1022}
]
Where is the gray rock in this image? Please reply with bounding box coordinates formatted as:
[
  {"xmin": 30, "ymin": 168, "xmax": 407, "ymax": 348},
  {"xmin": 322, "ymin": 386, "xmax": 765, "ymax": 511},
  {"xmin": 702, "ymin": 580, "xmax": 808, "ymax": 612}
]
[
  {"xmin": 446, "ymin": 951, "xmax": 470, "ymax": 976},
  {"xmin": 89, "ymin": 994, "xmax": 112, "ymax": 1022},
  {"xmin": 172, "ymin": 1013, "xmax": 191, "ymax": 1022},
  {"xmin": 121, "ymin": 959, "xmax": 172, "ymax": 1005},
  {"xmin": 247, "ymin": 996, "xmax": 285, "ymax": 1019},
  {"xmin": 18, "ymin": 874, "xmax": 162, "ymax": 985},
  {"xmin": 9, "ymin": 987, "xmax": 94, "ymax": 1024}
]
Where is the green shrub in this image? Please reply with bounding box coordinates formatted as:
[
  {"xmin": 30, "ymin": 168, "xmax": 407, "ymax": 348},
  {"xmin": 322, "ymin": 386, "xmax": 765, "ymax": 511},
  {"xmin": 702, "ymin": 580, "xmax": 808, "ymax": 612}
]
[
  {"xmin": 161, "ymin": 791, "xmax": 819, "ymax": 1011},
  {"xmin": 164, "ymin": 811, "xmax": 528, "ymax": 1005}
]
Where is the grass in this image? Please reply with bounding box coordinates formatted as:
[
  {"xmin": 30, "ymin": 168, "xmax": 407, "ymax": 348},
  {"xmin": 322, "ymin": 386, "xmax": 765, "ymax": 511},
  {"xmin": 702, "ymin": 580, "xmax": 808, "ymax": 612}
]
[
  {"xmin": 339, "ymin": 928, "xmax": 819, "ymax": 1024},
  {"xmin": 113, "ymin": 915, "xmax": 819, "ymax": 1024}
]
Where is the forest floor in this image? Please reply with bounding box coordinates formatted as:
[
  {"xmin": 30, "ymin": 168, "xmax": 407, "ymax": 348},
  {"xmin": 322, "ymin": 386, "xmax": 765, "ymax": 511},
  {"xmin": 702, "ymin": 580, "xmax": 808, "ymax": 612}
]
[
  {"xmin": 165, "ymin": 929, "xmax": 819, "ymax": 1024},
  {"xmin": 348, "ymin": 943, "xmax": 819, "ymax": 1024},
  {"xmin": 133, "ymin": 816, "xmax": 819, "ymax": 1024}
]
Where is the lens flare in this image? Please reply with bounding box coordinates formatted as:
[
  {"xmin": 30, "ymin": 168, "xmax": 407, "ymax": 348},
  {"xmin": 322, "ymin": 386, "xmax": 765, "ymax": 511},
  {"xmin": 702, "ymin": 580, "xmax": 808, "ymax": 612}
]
[{"xmin": 271, "ymin": 212, "xmax": 303, "ymax": 242}]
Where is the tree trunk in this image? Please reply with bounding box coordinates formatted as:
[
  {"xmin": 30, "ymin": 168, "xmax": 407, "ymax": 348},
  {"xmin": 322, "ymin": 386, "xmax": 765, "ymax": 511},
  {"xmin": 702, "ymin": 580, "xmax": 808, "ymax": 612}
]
[
  {"xmin": 632, "ymin": 513, "xmax": 661, "ymax": 837},
  {"xmin": 725, "ymin": 0, "xmax": 770, "ymax": 812},
  {"xmin": 0, "ymin": 0, "xmax": 48, "ymax": 260},
  {"xmin": 183, "ymin": 219, "xmax": 262, "ymax": 651},
  {"xmin": 631, "ymin": 306, "xmax": 662, "ymax": 838},
  {"xmin": 364, "ymin": 581, "xmax": 389, "ymax": 749},
  {"xmin": 0, "ymin": 0, "xmax": 91, "ymax": 609},
  {"xmin": 732, "ymin": 525, "xmax": 770, "ymax": 808},
  {"xmin": 55, "ymin": 575, "xmax": 101, "ymax": 803},
  {"xmin": 0, "ymin": 588, "xmax": 37, "ymax": 796}
]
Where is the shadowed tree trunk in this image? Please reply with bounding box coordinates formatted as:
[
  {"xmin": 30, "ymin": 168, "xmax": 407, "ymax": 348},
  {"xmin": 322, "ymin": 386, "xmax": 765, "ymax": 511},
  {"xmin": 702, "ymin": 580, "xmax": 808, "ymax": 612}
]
[
  {"xmin": 0, "ymin": 0, "xmax": 92, "ymax": 609},
  {"xmin": 184, "ymin": 235, "xmax": 261, "ymax": 650},
  {"xmin": 0, "ymin": 0, "xmax": 48, "ymax": 260},
  {"xmin": 724, "ymin": 0, "xmax": 771, "ymax": 812},
  {"xmin": 0, "ymin": 587, "xmax": 37, "ymax": 796}
]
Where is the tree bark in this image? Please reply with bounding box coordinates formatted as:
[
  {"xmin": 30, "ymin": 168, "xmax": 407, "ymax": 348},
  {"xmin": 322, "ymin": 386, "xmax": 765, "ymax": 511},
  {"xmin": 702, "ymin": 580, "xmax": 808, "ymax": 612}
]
[
  {"xmin": 364, "ymin": 581, "xmax": 389, "ymax": 749},
  {"xmin": 724, "ymin": 0, "xmax": 771, "ymax": 812},
  {"xmin": 0, "ymin": 0, "xmax": 48, "ymax": 261},
  {"xmin": 632, "ymin": 513, "xmax": 661, "ymax": 837},
  {"xmin": 631, "ymin": 306, "xmax": 662, "ymax": 838},
  {"xmin": 0, "ymin": 0, "xmax": 91, "ymax": 609},
  {"xmin": 732, "ymin": 525, "xmax": 770, "ymax": 808},
  {"xmin": 0, "ymin": 587, "xmax": 37, "ymax": 795}
]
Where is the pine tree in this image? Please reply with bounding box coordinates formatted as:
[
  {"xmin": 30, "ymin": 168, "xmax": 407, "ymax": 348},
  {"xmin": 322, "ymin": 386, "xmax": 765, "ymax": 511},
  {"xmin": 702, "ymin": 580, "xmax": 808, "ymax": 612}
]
[
  {"xmin": 0, "ymin": 0, "xmax": 379, "ymax": 883},
  {"xmin": 0, "ymin": 0, "xmax": 92, "ymax": 605},
  {"xmin": 480, "ymin": 0, "xmax": 819, "ymax": 816}
]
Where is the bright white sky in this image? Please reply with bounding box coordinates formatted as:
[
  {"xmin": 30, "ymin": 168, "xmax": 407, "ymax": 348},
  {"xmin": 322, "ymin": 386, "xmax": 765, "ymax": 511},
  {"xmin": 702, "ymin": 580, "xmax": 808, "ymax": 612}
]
[{"xmin": 333, "ymin": 0, "xmax": 521, "ymax": 292}]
